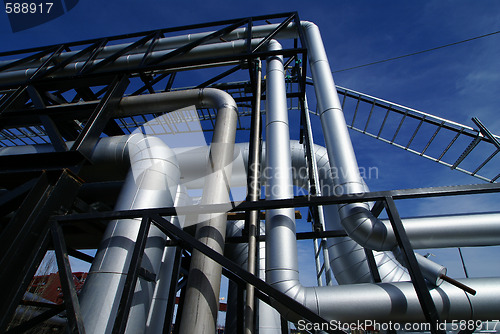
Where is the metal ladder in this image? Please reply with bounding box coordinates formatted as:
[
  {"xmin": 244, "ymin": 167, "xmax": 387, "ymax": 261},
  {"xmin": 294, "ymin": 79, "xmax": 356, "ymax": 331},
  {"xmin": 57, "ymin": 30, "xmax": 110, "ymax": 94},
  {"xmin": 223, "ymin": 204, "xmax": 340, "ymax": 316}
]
[{"xmin": 333, "ymin": 86, "xmax": 500, "ymax": 183}]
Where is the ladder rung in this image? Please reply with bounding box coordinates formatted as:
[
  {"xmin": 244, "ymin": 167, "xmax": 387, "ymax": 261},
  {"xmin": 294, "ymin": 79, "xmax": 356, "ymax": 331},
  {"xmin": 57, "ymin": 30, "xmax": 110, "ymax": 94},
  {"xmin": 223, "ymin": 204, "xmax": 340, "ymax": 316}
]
[
  {"xmin": 363, "ymin": 101, "xmax": 376, "ymax": 133},
  {"xmin": 377, "ymin": 107, "xmax": 391, "ymax": 138},
  {"xmin": 437, "ymin": 129, "xmax": 463, "ymax": 161},
  {"xmin": 472, "ymin": 148, "xmax": 500, "ymax": 175},
  {"xmin": 391, "ymin": 112, "xmax": 407, "ymax": 143},
  {"xmin": 421, "ymin": 121, "xmax": 444, "ymax": 156},
  {"xmin": 341, "ymin": 90, "xmax": 347, "ymax": 109},
  {"xmin": 350, "ymin": 96, "xmax": 361, "ymax": 127},
  {"xmin": 405, "ymin": 117, "xmax": 425, "ymax": 149}
]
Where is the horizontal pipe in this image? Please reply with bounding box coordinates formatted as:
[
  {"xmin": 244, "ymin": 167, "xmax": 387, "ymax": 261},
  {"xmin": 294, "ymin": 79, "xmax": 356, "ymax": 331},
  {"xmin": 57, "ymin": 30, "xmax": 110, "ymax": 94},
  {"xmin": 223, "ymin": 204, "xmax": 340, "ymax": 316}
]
[
  {"xmin": 0, "ymin": 39, "xmax": 261, "ymax": 86},
  {"xmin": 0, "ymin": 25, "xmax": 293, "ymax": 72},
  {"xmin": 295, "ymin": 277, "xmax": 500, "ymax": 322}
]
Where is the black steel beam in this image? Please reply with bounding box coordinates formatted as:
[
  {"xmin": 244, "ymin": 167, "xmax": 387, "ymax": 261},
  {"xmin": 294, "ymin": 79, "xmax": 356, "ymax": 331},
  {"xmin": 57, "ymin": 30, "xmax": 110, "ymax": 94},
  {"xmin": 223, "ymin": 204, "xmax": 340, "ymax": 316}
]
[
  {"xmin": 77, "ymin": 38, "xmax": 108, "ymax": 75},
  {"xmin": 70, "ymin": 75, "xmax": 129, "ymax": 158},
  {"xmin": 0, "ymin": 13, "xmax": 296, "ymax": 59},
  {"xmin": 50, "ymin": 221, "xmax": 86, "ymax": 334},
  {"xmin": 82, "ymin": 33, "xmax": 157, "ymax": 74},
  {"xmin": 196, "ymin": 64, "xmax": 243, "ymax": 88},
  {"xmin": 112, "ymin": 216, "xmax": 152, "ymax": 334},
  {"xmin": 0, "ymin": 46, "xmax": 59, "ymax": 72},
  {"xmin": 55, "ymin": 182, "xmax": 500, "ymax": 223},
  {"xmin": 384, "ymin": 196, "xmax": 444, "ymax": 334},
  {"xmin": 163, "ymin": 247, "xmax": 182, "ymax": 334},
  {"xmin": 28, "ymin": 45, "xmax": 66, "ymax": 82},
  {"xmin": 146, "ymin": 18, "xmax": 249, "ymax": 66},
  {"xmin": 0, "ymin": 151, "xmax": 87, "ymax": 174},
  {"xmin": 370, "ymin": 200, "xmax": 385, "ymax": 218},
  {"xmin": 67, "ymin": 248, "xmax": 95, "ymax": 263},
  {"xmin": 363, "ymin": 248, "xmax": 382, "ymax": 283},
  {"xmin": 237, "ymin": 283, "xmax": 245, "ymax": 334},
  {"xmin": 280, "ymin": 316, "xmax": 289, "ymax": 334},
  {"xmin": 164, "ymin": 72, "xmax": 176, "ymax": 92},
  {"xmin": 0, "ymin": 86, "xmax": 28, "ymax": 117},
  {"xmin": 252, "ymin": 13, "xmax": 296, "ymax": 52},
  {"xmin": 1, "ymin": 47, "xmax": 305, "ymax": 90},
  {"xmin": 39, "ymin": 114, "xmax": 68, "ymax": 152},
  {"xmin": 27, "ymin": 85, "xmax": 68, "ymax": 152},
  {"xmin": 0, "ymin": 177, "xmax": 38, "ymax": 217},
  {"xmin": 0, "ymin": 170, "xmax": 82, "ymax": 333},
  {"xmin": 149, "ymin": 214, "xmax": 344, "ymax": 334}
]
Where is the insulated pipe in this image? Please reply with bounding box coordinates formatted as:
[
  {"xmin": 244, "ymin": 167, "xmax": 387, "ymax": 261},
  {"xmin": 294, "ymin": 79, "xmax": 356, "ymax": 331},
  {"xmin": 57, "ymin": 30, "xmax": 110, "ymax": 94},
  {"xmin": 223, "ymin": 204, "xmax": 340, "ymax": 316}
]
[
  {"xmin": 264, "ymin": 39, "xmax": 300, "ymax": 299},
  {"xmin": 0, "ymin": 39, "xmax": 261, "ymax": 86},
  {"xmin": 78, "ymin": 134, "xmax": 180, "ymax": 334},
  {"xmin": 1, "ymin": 20, "xmax": 498, "ymax": 320},
  {"xmin": 239, "ymin": 140, "xmax": 409, "ymax": 285},
  {"xmin": 260, "ymin": 36, "xmax": 500, "ymax": 322},
  {"xmin": 177, "ymin": 89, "xmax": 239, "ymax": 334},
  {"xmin": 77, "ymin": 88, "xmax": 237, "ymax": 333},
  {"xmin": 224, "ymin": 220, "xmax": 281, "ymax": 334},
  {"xmin": 145, "ymin": 185, "xmax": 191, "ymax": 334},
  {"xmin": 298, "ymin": 21, "xmax": 400, "ymax": 252},
  {"xmin": 0, "ymin": 25, "xmax": 290, "ymax": 72}
]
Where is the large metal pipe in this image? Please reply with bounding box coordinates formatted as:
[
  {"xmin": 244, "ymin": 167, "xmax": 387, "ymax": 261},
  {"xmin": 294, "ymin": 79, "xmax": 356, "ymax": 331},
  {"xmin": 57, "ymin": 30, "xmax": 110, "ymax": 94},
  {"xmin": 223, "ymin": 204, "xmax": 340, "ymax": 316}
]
[
  {"xmin": 264, "ymin": 38, "xmax": 300, "ymax": 302},
  {"xmin": 259, "ymin": 33, "xmax": 500, "ymax": 322},
  {"xmin": 3, "ymin": 20, "xmax": 500, "ymax": 324},
  {"xmin": 63, "ymin": 88, "xmax": 237, "ymax": 333},
  {"xmin": 78, "ymin": 134, "xmax": 180, "ymax": 334},
  {"xmin": 145, "ymin": 185, "xmax": 191, "ymax": 334},
  {"xmin": 0, "ymin": 39, "xmax": 261, "ymax": 86},
  {"xmin": 297, "ymin": 20, "xmax": 402, "ymax": 252},
  {"xmin": 176, "ymin": 89, "xmax": 239, "ymax": 334},
  {"xmin": 0, "ymin": 25, "xmax": 293, "ymax": 72}
]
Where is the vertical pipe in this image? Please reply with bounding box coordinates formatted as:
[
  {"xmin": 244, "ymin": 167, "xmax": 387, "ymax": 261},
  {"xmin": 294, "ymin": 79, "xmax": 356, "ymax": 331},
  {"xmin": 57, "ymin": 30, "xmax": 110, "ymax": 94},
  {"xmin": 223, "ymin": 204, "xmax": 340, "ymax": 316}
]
[
  {"xmin": 258, "ymin": 223, "xmax": 282, "ymax": 334},
  {"xmin": 264, "ymin": 38, "xmax": 300, "ymax": 302},
  {"xmin": 245, "ymin": 58, "xmax": 263, "ymax": 334},
  {"xmin": 178, "ymin": 91, "xmax": 238, "ymax": 334},
  {"xmin": 145, "ymin": 185, "xmax": 191, "ymax": 333},
  {"xmin": 79, "ymin": 134, "xmax": 180, "ymax": 334}
]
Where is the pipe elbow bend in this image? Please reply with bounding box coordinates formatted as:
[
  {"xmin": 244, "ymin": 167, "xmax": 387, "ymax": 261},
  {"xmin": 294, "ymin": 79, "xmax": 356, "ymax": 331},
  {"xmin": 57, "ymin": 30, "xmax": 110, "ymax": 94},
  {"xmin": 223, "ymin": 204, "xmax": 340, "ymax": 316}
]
[
  {"xmin": 340, "ymin": 204, "xmax": 393, "ymax": 251},
  {"xmin": 199, "ymin": 88, "xmax": 238, "ymax": 113},
  {"xmin": 270, "ymin": 282, "xmax": 319, "ymax": 322},
  {"xmin": 299, "ymin": 21, "xmax": 318, "ymax": 31},
  {"xmin": 266, "ymin": 39, "xmax": 283, "ymax": 52}
]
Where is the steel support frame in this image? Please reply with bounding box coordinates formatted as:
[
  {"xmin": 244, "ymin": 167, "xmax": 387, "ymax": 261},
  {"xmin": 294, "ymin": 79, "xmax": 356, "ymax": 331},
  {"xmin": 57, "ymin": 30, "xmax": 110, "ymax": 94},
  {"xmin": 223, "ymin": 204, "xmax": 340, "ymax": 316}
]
[
  {"xmin": 0, "ymin": 170, "xmax": 82, "ymax": 333},
  {"xmin": 50, "ymin": 182, "xmax": 500, "ymax": 332},
  {"xmin": 70, "ymin": 75, "xmax": 130, "ymax": 159},
  {"xmin": 50, "ymin": 220, "xmax": 87, "ymax": 334},
  {"xmin": 383, "ymin": 196, "xmax": 443, "ymax": 334},
  {"xmin": 148, "ymin": 214, "xmax": 344, "ymax": 334},
  {"xmin": 55, "ymin": 182, "xmax": 500, "ymax": 224}
]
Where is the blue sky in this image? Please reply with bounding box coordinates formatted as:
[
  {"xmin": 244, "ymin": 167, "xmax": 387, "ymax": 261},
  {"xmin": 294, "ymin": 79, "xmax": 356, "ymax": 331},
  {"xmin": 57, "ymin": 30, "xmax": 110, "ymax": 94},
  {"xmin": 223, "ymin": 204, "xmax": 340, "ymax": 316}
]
[{"xmin": 3, "ymin": 0, "xmax": 500, "ymax": 318}]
